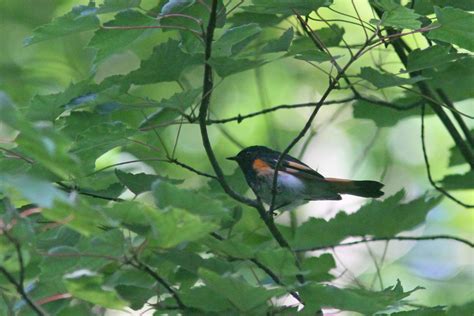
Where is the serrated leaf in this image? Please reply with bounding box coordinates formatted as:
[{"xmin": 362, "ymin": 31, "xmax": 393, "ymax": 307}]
[
  {"xmin": 352, "ymin": 97, "xmax": 421, "ymax": 127},
  {"xmin": 244, "ymin": 0, "xmax": 333, "ymax": 15},
  {"xmin": 300, "ymin": 280, "xmax": 422, "ymax": 314},
  {"xmin": 139, "ymin": 88, "xmax": 201, "ymax": 129},
  {"xmin": 255, "ymin": 248, "xmax": 299, "ymax": 281},
  {"xmin": 213, "ymin": 24, "xmax": 262, "ymax": 57},
  {"xmin": 381, "ymin": 5, "xmax": 422, "ymax": 30},
  {"xmin": 24, "ymin": 5, "xmax": 100, "ymax": 46},
  {"xmin": 261, "ymin": 28, "xmax": 294, "ymax": 54},
  {"xmin": 88, "ymin": 10, "xmax": 159, "ymax": 63},
  {"xmin": 97, "ymin": 0, "xmax": 141, "ymax": 14},
  {"xmin": 152, "ymin": 180, "xmax": 229, "ymax": 219},
  {"xmin": 127, "ymin": 39, "xmax": 202, "ymax": 84},
  {"xmin": 301, "ymin": 253, "xmax": 336, "ymax": 282},
  {"xmin": 407, "ymin": 46, "xmax": 467, "ymax": 72},
  {"xmin": 428, "ymin": 7, "xmax": 474, "ymax": 52},
  {"xmin": 210, "ymin": 57, "xmax": 266, "ymax": 77},
  {"xmin": 148, "ymin": 208, "xmax": 218, "ymax": 248},
  {"xmin": 115, "ymin": 169, "xmax": 183, "ymax": 195},
  {"xmin": 422, "ymin": 57, "xmax": 474, "ymax": 101},
  {"xmin": 413, "ymin": 0, "xmax": 474, "ymax": 15},
  {"xmin": 199, "ymin": 268, "xmax": 285, "ymax": 312},
  {"xmin": 293, "ymin": 191, "xmax": 442, "ymax": 250},
  {"xmin": 64, "ymin": 270, "xmax": 128, "ymax": 309},
  {"xmin": 294, "ymin": 50, "xmax": 336, "ymax": 63},
  {"xmin": 439, "ymin": 170, "xmax": 474, "ymax": 190},
  {"xmin": 359, "ymin": 67, "xmax": 427, "ymax": 88}
]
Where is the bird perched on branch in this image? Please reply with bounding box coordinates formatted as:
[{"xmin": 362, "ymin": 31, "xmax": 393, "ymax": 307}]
[{"xmin": 228, "ymin": 146, "xmax": 384, "ymax": 211}]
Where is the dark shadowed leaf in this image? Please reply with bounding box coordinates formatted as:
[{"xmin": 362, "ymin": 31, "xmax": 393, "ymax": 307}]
[
  {"xmin": 115, "ymin": 169, "xmax": 183, "ymax": 195},
  {"xmin": 413, "ymin": 0, "xmax": 474, "ymax": 15},
  {"xmin": 428, "ymin": 7, "xmax": 474, "ymax": 52},
  {"xmin": 261, "ymin": 28, "xmax": 294, "ymax": 53},
  {"xmin": 127, "ymin": 39, "xmax": 202, "ymax": 84},
  {"xmin": 300, "ymin": 280, "xmax": 422, "ymax": 314},
  {"xmin": 243, "ymin": 0, "xmax": 333, "ymax": 15},
  {"xmin": 199, "ymin": 268, "xmax": 285, "ymax": 312},
  {"xmin": 407, "ymin": 46, "xmax": 467, "ymax": 72},
  {"xmin": 359, "ymin": 67, "xmax": 427, "ymax": 88},
  {"xmin": 439, "ymin": 170, "xmax": 474, "ymax": 190},
  {"xmin": 213, "ymin": 24, "xmax": 262, "ymax": 57}
]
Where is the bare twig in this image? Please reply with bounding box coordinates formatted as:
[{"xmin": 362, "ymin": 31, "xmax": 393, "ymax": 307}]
[
  {"xmin": 420, "ymin": 105, "xmax": 474, "ymax": 208},
  {"xmin": 296, "ymin": 234, "xmax": 474, "ymax": 252}
]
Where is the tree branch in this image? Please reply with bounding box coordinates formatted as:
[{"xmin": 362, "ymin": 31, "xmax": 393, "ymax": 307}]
[{"xmin": 296, "ymin": 234, "xmax": 474, "ymax": 252}]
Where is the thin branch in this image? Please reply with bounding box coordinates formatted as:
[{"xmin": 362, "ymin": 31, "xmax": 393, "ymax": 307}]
[
  {"xmin": 207, "ymin": 97, "xmax": 356, "ymax": 124},
  {"xmin": 168, "ymin": 158, "xmax": 217, "ymax": 179},
  {"xmin": 420, "ymin": 105, "xmax": 474, "ymax": 208},
  {"xmin": 296, "ymin": 234, "xmax": 474, "ymax": 252},
  {"xmin": 56, "ymin": 182, "xmax": 124, "ymax": 202},
  {"xmin": 101, "ymin": 25, "xmax": 203, "ymax": 41},
  {"xmin": 1, "ymin": 231, "xmax": 47, "ymax": 315},
  {"xmin": 128, "ymin": 258, "xmax": 186, "ymax": 310}
]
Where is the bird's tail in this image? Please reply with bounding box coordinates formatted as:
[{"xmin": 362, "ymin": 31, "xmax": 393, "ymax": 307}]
[{"xmin": 325, "ymin": 178, "xmax": 384, "ymax": 198}]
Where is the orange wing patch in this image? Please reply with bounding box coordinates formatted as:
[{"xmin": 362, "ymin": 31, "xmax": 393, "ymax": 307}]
[
  {"xmin": 286, "ymin": 161, "xmax": 313, "ymax": 172},
  {"xmin": 253, "ymin": 159, "xmax": 273, "ymax": 175}
]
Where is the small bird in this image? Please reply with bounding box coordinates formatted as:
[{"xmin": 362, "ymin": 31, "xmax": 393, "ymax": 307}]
[{"xmin": 227, "ymin": 146, "xmax": 384, "ymax": 211}]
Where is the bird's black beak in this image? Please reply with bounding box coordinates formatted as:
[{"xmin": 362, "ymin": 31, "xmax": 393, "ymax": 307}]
[{"xmin": 226, "ymin": 156, "xmax": 237, "ymax": 161}]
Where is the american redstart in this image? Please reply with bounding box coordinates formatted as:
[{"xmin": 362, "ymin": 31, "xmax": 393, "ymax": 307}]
[{"xmin": 228, "ymin": 146, "xmax": 384, "ymax": 210}]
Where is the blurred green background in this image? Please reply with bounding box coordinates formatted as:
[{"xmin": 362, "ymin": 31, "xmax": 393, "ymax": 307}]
[{"xmin": 1, "ymin": 0, "xmax": 472, "ymax": 313}]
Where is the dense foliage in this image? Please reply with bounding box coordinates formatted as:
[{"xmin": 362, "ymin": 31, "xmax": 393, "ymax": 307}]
[{"xmin": 0, "ymin": 0, "xmax": 473, "ymax": 315}]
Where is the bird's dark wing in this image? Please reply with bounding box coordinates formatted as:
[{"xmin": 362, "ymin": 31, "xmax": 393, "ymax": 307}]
[{"xmin": 261, "ymin": 153, "xmax": 325, "ymax": 179}]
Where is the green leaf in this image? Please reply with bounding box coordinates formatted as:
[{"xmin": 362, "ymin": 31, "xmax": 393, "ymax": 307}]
[
  {"xmin": 64, "ymin": 270, "xmax": 128, "ymax": 309},
  {"xmin": 147, "ymin": 208, "xmax": 218, "ymax": 248},
  {"xmin": 428, "ymin": 7, "xmax": 474, "ymax": 52},
  {"xmin": 40, "ymin": 246, "xmax": 80, "ymax": 278},
  {"xmin": 70, "ymin": 121, "xmax": 135, "ymax": 172},
  {"xmin": 448, "ymin": 130, "xmax": 472, "ymax": 166},
  {"xmin": 210, "ymin": 57, "xmax": 266, "ymax": 77},
  {"xmin": 244, "ymin": 0, "xmax": 333, "ymax": 15},
  {"xmin": 413, "ymin": 0, "xmax": 474, "ymax": 15},
  {"xmin": 180, "ymin": 286, "xmax": 234, "ymax": 312},
  {"xmin": 447, "ymin": 300, "xmax": 474, "ymax": 316},
  {"xmin": 152, "ymin": 180, "xmax": 229, "ymax": 220},
  {"xmin": 139, "ymin": 88, "xmax": 201, "ymax": 130},
  {"xmin": 293, "ymin": 191, "xmax": 442, "ymax": 250},
  {"xmin": 213, "ymin": 24, "xmax": 262, "ymax": 57},
  {"xmin": 127, "ymin": 39, "xmax": 202, "ymax": 84},
  {"xmin": 380, "ymin": 4, "xmax": 422, "ymax": 30},
  {"xmin": 228, "ymin": 12, "xmax": 285, "ymax": 27},
  {"xmin": 198, "ymin": 268, "xmax": 285, "ymax": 312},
  {"xmin": 42, "ymin": 199, "xmax": 108, "ymax": 236},
  {"xmin": 352, "ymin": 97, "xmax": 421, "ymax": 127},
  {"xmin": 0, "ymin": 174, "xmax": 68, "ymax": 208},
  {"xmin": 390, "ymin": 306, "xmax": 446, "ymax": 315},
  {"xmin": 422, "ymin": 57, "xmax": 474, "ymax": 101},
  {"xmin": 301, "ymin": 253, "xmax": 336, "ymax": 282},
  {"xmin": 261, "ymin": 28, "xmax": 294, "ymax": 53},
  {"xmin": 300, "ymin": 280, "xmax": 422, "ymax": 314},
  {"xmin": 88, "ymin": 10, "xmax": 159, "ymax": 63},
  {"xmin": 115, "ymin": 169, "xmax": 183, "ymax": 195},
  {"xmin": 97, "ymin": 0, "xmax": 141, "ymax": 14},
  {"xmin": 407, "ymin": 45, "xmax": 467, "ymax": 72},
  {"xmin": 359, "ymin": 67, "xmax": 427, "ymax": 88},
  {"xmin": 255, "ymin": 248, "xmax": 299, "ymax": 281},
  {"xmin": 24, "ymin": 4, "xmax": 100, "ymax": 46},
  {"xmin": 439, "ymin": 170, "xmax": 474, "ymax": 190}
]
